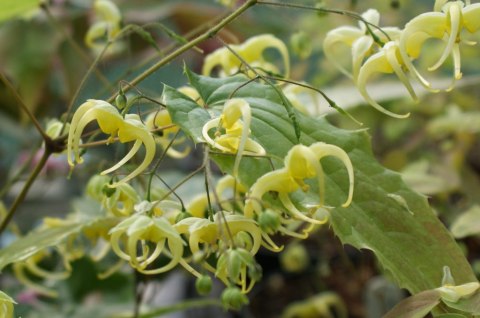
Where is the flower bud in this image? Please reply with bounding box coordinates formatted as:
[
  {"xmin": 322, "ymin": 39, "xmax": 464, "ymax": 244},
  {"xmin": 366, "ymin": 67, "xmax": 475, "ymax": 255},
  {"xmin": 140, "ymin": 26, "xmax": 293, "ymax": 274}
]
[
  {"xmin": 195, "ymin": 275, "xmax": 213, "ymax": 295},
  {"xmin": 280, "ymin": 243, "xmax": 309, "ymax": 273},
  {"xmin": 221, "ymin": 286, "xmax": 249, "ymax": 310},
  {"xmin": 115, "ymin": 92, "xmax": 127, "ymax": 110}
]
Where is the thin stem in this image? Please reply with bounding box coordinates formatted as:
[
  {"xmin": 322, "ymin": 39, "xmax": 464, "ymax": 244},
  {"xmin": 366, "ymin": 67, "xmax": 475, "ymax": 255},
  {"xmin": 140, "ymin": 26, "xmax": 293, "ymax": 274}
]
[
  {"xmin": 257, "ymin": 1, "xmax": 391, "ymax": 44},
  {"xmin": 0, "ymin": 149, "xmax": 51, "ymax": 235},
  {"xmin": 266, "ymin": 76, "xmax": 363, "ymax": 126},
  {"xmin": 126, "ymin": 298, "xmax": 222, "ymax": 318},
  {"xmin": 146, "ymin": 130, "xmax": 181, "ymax": 202},
  {"xmin": 64, "ymin": 42, "xmax": 112, "ymax": 127},
  {"xmin": 107, "ymin": 0, "xmax": 258, "ymax": 103},
  {"xmin": 41, "ymin": 4, "xmax": 112, "ymax": 90},
  {"xmin": 0, "ymin": 144, "xmax": 40, "ymax": 199},
  {"xmin": 156, "ymin": 164, "xmax": 206, "ymax": 204},
  {"xmin": 203, "ymin": 147, "xmax": 236, "ymax": 249},
  {"xmin": 0, "ymin": 71, "xmax": 49, "ymax": 140}
]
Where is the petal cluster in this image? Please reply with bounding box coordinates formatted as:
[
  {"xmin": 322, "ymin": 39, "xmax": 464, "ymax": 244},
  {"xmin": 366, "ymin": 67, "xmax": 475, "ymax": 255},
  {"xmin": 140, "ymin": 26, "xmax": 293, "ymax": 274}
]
[
  {"xmin": 67, "ymin": 99, "xmax": 156, "ymax": 187},
  {"xmin": 244, "ymin": 142, "xmax": 354, "ymax": 237},
  {"xmin": 202, "ymin": 34, "xmax": 290, "ymax": 78},
  {"xmin": 202, "ymin": 98, "xmax": 265, "ymax": 176},
  {"xmin": 85, "ymin": 0, "xmax": 122, "ymax": 52}
]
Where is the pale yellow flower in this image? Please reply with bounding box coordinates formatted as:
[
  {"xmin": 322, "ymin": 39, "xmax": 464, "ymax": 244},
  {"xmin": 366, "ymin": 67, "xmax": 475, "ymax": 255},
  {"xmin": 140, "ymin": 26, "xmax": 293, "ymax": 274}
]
[
  {"xmin": 13, "ymin": 249, "xmax": 71, "ymax": 298},
  {"xmin": 67, "ymin": 100, "xmax": 156, "ymax": 187},
  {"xmin": 145, "ymin": 109, "xmax": 190, "ymax": 159},
  {"xmin": 437, "ymin": 266, "xmax": 480, "ymax": 303},
  {"xmin": 202, "ymin": 34, "xmax": 290, "ymax": 78},
  {"xmin": 244, "ymin": 142, "xmax": 354, "ymax": 231},
  {"xmin": 202, "ymin": 99, "xmax": 265, "ymax": 176},
  {"xmin": 323, "ymin": 9, "xmax": 401, "ymax": 82},
  {"xmin": 85, "ymin": 0, "xmax": 122, "ymax": 52},
  {"xmin": 175, "ymin": 212, "xmax": 263, "ymax": 292},
  {"xmin": 400, "ymin": 0, "xmax": 480, "ymax": 90},
  {"xmin": 109, "ymin": 214, "xmax": 184, "ymax": 274},
  {"xmin": 356, "ymin": 41, "xmax": 414, "ymax": 118}
]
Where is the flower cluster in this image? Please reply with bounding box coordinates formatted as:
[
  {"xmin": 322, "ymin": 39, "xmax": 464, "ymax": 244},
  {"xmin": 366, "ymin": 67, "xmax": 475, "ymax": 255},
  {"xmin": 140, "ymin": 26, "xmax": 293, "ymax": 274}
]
[
  {"xmin": 10, "ymin": 30, "xmax": 360, "ymax": 311},
  {"xmin": 324, "ymin": 0, "xmax": 480, "ymax": 118}
]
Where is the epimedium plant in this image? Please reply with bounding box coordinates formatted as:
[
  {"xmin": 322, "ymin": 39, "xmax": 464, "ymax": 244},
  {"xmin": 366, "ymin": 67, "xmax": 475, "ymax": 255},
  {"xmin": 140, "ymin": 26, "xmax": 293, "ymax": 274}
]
[{"xmin": 0, "ymin": 0, "xmax": 479, "ymax": 317}]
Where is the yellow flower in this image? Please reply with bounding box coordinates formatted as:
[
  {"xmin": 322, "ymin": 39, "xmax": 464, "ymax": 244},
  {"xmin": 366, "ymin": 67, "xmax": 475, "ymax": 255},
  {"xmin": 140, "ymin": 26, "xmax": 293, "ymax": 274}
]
[
  {"xmin": 85, "ymin": 0, "xmax": 122, "ymax": 52},
  {"xmin": 67, "ymin": 100, "xmax": 156, "ymax": 187},
  {"xmin": 67, "ymin": 99, "xmax": 123, "ymax": 166},
  {"xmin": 145, "ymin": 109, "xmax": 190, "ymax": 159},
  {"xmin": 0, "ymin": 291, "xmax": 15, "ymax": 318},
  {"xmin": 202, "ymin": 99, "xmax": 265, "ymax": 176},
  {"xmin": 13, "ymin": 249, "xmax": 71, "ymax": 298},
  {"xmin": 175, "ymin": 211, "xmax": 265, "ymax": 293},
  {"xmin": 436, "ymin": 266, "xmax": 480, "ymax": 303},
  {"xmin": 109, "ymin": 213, "xmax": 184, "ymax": 274},
  {"xmin": 244, "ymin": 142, "xmax": 354, "ymax": 231},
  {"xmin": 400, "ymin": 0, "xmax": 480, "ymax": 90},
  {"xmin": 202, "ymin": 34, "xmax": 290, "ymax": 78},
  {"xmin": 323, "ymin": 9, "xmax": 401, "ymax": 81},
  {"xmin": 104, "ymin": 183, "xmax": 139, "ymax": 216},
  {"xmin": 356, "ymin": 41, "xmax": 414, "ymax": 118}
]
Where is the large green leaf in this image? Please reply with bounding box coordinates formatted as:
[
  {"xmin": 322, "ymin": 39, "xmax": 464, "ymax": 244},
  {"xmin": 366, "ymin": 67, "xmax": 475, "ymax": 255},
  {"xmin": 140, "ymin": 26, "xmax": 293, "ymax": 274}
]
[{"xmin": 163, "ymin": 70, "xmax": 476, "ymax": 294}]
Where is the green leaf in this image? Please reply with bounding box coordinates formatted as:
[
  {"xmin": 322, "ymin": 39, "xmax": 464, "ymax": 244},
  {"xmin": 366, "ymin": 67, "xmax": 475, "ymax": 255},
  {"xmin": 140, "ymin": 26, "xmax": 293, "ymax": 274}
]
[
  {"xmin": 125, "ymin": 24, "xmax": 162, "ymax": 52},
  {"xmin": 0, "ymin": 0, "xmax": 39, "ymax": 23},
  {"xmin": 163, "ymin": 71, "xmax": 476, "ymax": 294},
  {"xmin": 383, "ymin": 290, "xmax": 441, "ymax": 318},
  {"xmin": 450, "ymin": 205, "xmax": 480, "ymax": 239},
  {"xmin": 0, "ymin": 223, "xmax": 82, "ymax": 271}
]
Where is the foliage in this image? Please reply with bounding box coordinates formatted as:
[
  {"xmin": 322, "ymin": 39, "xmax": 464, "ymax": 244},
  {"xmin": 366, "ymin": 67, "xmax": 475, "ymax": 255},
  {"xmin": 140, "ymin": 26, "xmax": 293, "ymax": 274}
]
[{"xmin": 0, "ymin": 0, "xmax": 480, "ymax": 317}]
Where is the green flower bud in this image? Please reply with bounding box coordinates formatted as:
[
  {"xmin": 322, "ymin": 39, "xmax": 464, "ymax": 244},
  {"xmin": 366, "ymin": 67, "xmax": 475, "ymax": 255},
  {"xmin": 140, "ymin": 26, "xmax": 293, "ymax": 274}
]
[
  {"xmin": 280, "ymin": 243, "xmax": 309, "ymax": 273},
  {"xmin": 248, "ymin": 263, "xmax": 263, "ymax": 282},
  {"xmin": 221, "ymin": 286, "xmax": 249, "ymax": 310},
  {"xmin": 115, "ymin": 92, "xmax": 127, "ymax": 110},
  {"xmin": 195, "ymin": 275, "xmax": 212, "ymax": 295}
]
